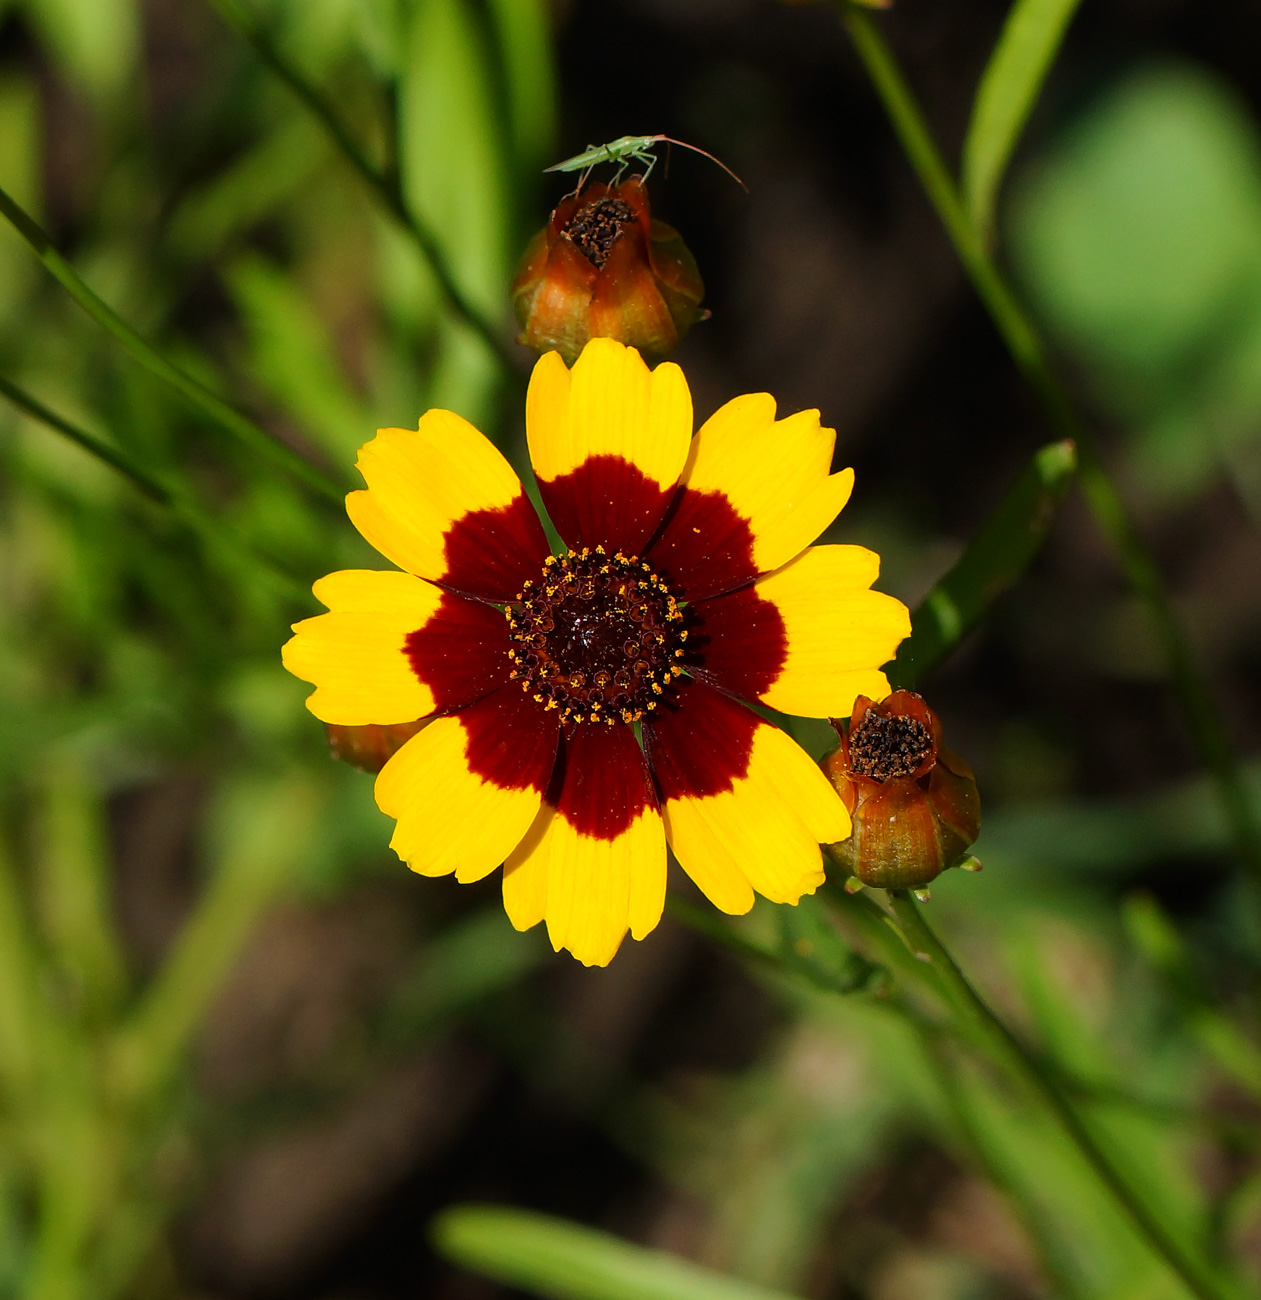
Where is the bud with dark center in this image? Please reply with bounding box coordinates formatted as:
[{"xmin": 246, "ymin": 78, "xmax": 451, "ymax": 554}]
[
  {"xmin": 511, "ymin": 176, "xmax": 705, "ymax": 365},
  {"xmin": 325, "ymin": 719, "xmax": 428, "ymax": 773},
  {"xmin": 822, "ymin": 691, "xmax": 980, "ymax": 891}
]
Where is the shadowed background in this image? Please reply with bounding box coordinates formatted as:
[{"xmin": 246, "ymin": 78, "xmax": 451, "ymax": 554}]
[{"xmin": 2, "ymin": 1, "xmax": 1261, "ymax": 1299}]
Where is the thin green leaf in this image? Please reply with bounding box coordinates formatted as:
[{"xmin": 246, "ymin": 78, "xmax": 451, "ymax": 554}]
[
  {"xmin": 485, "ymin": 0, "xmax": 557, "ymax": 183},
  {"xmin": 962, "ymin": 0, "xmax": 1085, "ymax": 243},
  {"xmin": 109, "ymin": 772, "xmax": 320, "ymax": 1105},
  {"xmin": 889, "ymin": 438, "xmax": 1076, "ymax": 689},
  {"xmin": 0, "ymin": 375, "xmax": 307, "ymax": 599},
  {"xmin": 398, "ymin": 0, "xmax": 511, "ymax": 424},
  {"xmin": 0, "ymin": 373, "xmax": 171, "ymax": 503},
  {"xmin": 227, "ymin": 255, "xmax": 370, "ymax": 461},
  {"xmin": 201, "ymin": 0, "xmax": 520, "ymax": 375},
  {"xmin": 0, "ymin": 817, "xmax": 41, "ymax": 1100},
  {"xmin": 433, "ymin": 1205, "xmax": 806, "ymax": 1300},
  {"xmin": 21, "ymin": 0, "xmax": 139, "ymax": 99},
  {"xmin": 0, "ymin": 181, "xmax": 343, "ymax": 502},
  {"xmin": 34, "ymin": 759, "xmax": 129, "ymax": 1024}
]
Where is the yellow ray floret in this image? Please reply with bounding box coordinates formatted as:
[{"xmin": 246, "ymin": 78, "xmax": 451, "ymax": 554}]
[
  {"xmin": 376, "ymin": 715, "xmax": 543, "ymax": 883},
  {"xmin": 346, "ymin": 409, "xmax": 525, "ymax": 582},
  {"xmin": 681, "ymin": 393, "xmax": 854, "ymax": 575},
  {"xmin": 281, "ymin": 570, "xmax": 442, "ymax": 725},
  {"xmin": 755, "ymin": 545, "xmax": 912, "ymax": 718},
  {"xmin": 526, "ymin": 338, "xmax": 692, "ymax": 491},
  {"xmin": 663, "ymin": 724, "xmax": 849, "ymax": 914},
  {"xmin": 502, "ymin": 804, "xmax": 667, "ymax": 967}
]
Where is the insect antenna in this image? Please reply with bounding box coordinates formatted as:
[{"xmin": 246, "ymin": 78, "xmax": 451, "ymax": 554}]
[{"xmin": 653, "ymin": 136, "xmax": 747, "ymax": 192}]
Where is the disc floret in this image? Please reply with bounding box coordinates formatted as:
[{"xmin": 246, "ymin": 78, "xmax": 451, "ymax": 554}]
[{"xmin": 506, "ymin": 546, "xmax": 686, "ymax": 725}]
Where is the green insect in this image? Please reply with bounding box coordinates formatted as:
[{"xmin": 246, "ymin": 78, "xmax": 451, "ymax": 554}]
[{"xmin": 545, "ymin": 134, "xmax": 747, "ymax": 192}]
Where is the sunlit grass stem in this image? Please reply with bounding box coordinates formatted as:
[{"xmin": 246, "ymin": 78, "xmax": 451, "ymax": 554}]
[
  {"xmin": 839, "ymin": 5, "xmax": 1261, "ymax": 886},
  {"xmin": 0, "ymin": 374, "xmax": 309, "ymax": 602},
  {"xmin": 0, "ymin": 184, "xmax": 343, "ymax": 504},
  {"xmin": 883, "ymin": 888, "xmax": 1246, "ymax": 1300},
  {"xmin": 203, "ymin": 0, "xmax": 522, "ymax": 378}
]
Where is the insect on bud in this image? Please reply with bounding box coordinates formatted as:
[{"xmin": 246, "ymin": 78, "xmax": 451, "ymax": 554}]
[
  {"xmin": 822, "ymin": 691, "xmax": 980, "ymax": 891},
  {"xmin": 511, "ymin": 176, "xmax": 705, "ymax": 365},
  {"xmin": 324, "ymin": 720, "xmax": 428, "ymax": 774}
]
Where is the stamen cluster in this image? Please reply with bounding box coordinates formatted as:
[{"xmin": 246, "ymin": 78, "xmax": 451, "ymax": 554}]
[
  {"xmin": 564, "ymin": 197, "xmax": 634, "ymax": 268},
  {"xmin": 506, "ymin": 547, "xmax": 686, "ymax": 725},
  {"xmin": 847, "ymin": 711, "xmax": 933, "ymax": 781}
]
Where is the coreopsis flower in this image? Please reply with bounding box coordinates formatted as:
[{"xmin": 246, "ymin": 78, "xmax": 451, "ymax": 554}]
[
  {"xmin": 283, "ymin": 338, "xmax": 909, "ymax": 966},
  {"xmin": 511, "ymin": 176, "xmax": 704, "ymax": 364},
  {"xmin": 822, "ymin": 691, "xmax": 980, "ymax": 891}
]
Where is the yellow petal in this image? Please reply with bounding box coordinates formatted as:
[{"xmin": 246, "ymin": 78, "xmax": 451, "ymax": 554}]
[
  {"xmin": 281, "ymin": 570, "xmax": 441, "ymax": 725},
  {"xmin": 501, "ymin": 719, "xmax": 667, "ymax": 965},
  {"xmin": 346, "ymin": 410, "xmax": 549, "ymax": 601},
  {"xmin": 758, "ymin": 546, "xmax": 908, "ymax": 716},
  {"xmin": 527, "ymin": 338, "xmax": 692, "ymax": 493},
  {"xmin": 651, "ymin": 394, "xmax": 854, "ymax": 598},
  {"xmin": 504, "ymin": 804, "xmax": 666, "ymax": 967},
  {"xmin": 375, "ymin": 687, "xmax": 557, "ymax": 881},
  {"xmin": 647, "ymin": 684, "xmax": 849, "ymax": 910},
  {"xmin": 502, "ymin": 806, "xmax": 552, "ymax": 931}
]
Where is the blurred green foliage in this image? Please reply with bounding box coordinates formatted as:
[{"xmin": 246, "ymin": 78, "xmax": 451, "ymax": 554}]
[
  {"xmin": 2, "ymin": 2, "xmax": 1261, "ymax": 1300},
  {"xmin": 1012, "ymin": 62, "xmax": 1261, "ymax": 513}
]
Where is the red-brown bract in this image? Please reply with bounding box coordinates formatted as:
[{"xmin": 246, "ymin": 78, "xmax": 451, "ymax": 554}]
[
  {"xmin": 823, "ymin": 690, "xmax": 981, "ymax": 890},
  {"xmin": 511, "ymin": 176, "xmax": 705, "ymax": 364},
  {"xmin": 283, "ymin": 339, "xmax": 910, "ymax": 966}
]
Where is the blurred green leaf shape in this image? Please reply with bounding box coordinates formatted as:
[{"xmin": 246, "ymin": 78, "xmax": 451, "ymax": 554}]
[
  {"xmin": 0, "ymin": 182, "xmax": 343, "ymax": 501},
  {"xmin": 1009, "ymin": 63, "xmax": 1261, "ymax": 507},
  {"xmin": 889, "ymin": 438, "xmax": 1077, "ymax": 689},
  {"xmin": 962, "ymin": 0, "xmax": 1084, "ymax": 243},
  {"xmin": 1011, "ymin": 63, "xmax": 1261, "ymax": 385},
  {"xmin": 433, "ymin": 1205, "xmax": 805, "ymax": 1300},
  {"xmin": 21, "ymin": 0, "xmax": 139, "ymax": 99}
]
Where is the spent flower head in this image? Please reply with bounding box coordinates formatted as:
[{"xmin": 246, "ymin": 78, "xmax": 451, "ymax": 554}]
[
  {"xmin": 512, "ymin": 177, "xmax": 704, "ymax": 365},
  {"xmin": 823, "ymin": 690, "xmax": 981, "ymax": 892}
]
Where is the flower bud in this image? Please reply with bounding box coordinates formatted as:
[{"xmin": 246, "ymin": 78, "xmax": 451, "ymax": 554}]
[
  {"xmin": 511, "ymin": 176, "xmax": 705, "ymax": 365},
  {"xmin": 324, "ymin": 720, "xmax": 427, "ymax": 773},
  {"xmin": 822, "ymin": 691, "xmax": 980, "ymax": 891}
]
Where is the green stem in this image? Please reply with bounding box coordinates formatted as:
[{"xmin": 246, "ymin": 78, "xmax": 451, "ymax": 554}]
[
  {"xmin": 203, "ymin": 0, "xmax": 522, "ymax": 377},
  {"xmin": 0, "ymin": 184, "xmax": 342, "ymax": 503},
  {"xmin": 0, "ymin": 374, "xmax": 172, "ymax": 504},
  {"xmin": 886, "ymin": 890, "xmax": 1244, "ymax": 1300},
  {"xmin": 840, "ymin": 4, "xmax": 1261, "ymax": 883},
  {"xmin": 914, "ymin": 1021, "xmax": 1090, "ymax": 1300},
  {"xmin": 0, "ymin": 375, "xmax": 309, "ymax": 601}
]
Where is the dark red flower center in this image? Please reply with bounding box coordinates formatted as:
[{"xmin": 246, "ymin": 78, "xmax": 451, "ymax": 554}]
[
  {"xmin": 848, "ymin": 712, "xmax": 933, "ymax": 781},
  {"xmin": 564, "ymin": 196, "xmax": 634, "ymax": 268},
  {"xmin": 505, "ymin": 547, "xmax": 686, "ymax": 726}
]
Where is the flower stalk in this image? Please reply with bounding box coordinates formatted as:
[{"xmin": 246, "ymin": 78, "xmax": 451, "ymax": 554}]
[
  {"xmin": 883, "ymin": 889, "xmax": 1245, "ymax": 1300},
  {"xmin": 0, "ymin": 183, "xmax": 344, "ymax": 504},
  {"xmin": 202, "ymin": 0, "xmax": 521, "ymax": 376},
  {"xmin": 838, "ymin": 3, "xmax": 1261, "ymax": 888}
]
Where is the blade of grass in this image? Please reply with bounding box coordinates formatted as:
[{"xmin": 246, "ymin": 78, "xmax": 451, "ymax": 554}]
[
  {"xmin": 202, "ymin": 0, "xmax": 521, "ymax": 377},
  {"xmin": 433, "ymin": 1205, "xmax": 807, "ymax": 1300},
  {"xmin": 484, "ymin": 0, "xmax": 557, "ymax": 183},
  {"xmin": 889, "ymin": 438, "xmax": 1076, "ymax": 688},
  {"xmin": 109, "ymin": 772, "xmax": 318, "ymax": 1106},
  {"xmin": 962, "ymin": 0, "xmax": 1085, "ymax": 244},
  {"xmin": 0, "ymin": 182, "xmax": 343, "ymax": 502},
  {"xmin": 0, "ymin": 373, "xmax": 171, "ymax": 503},
  {"xmin": 34, "ymin": 760, "xmax": 128, "ymax": 1025},
  {"xmin": 884, "ymin": 889, "xmax": 1247, "ymax": 1300},
  {"xmin": 839, "ymin": 3, "xmax": 1261, "ymax": 886},
  {"xmin": 0, "ymin": 818, "xmax": 40, "ymax": 1101},
  {"xmin": 1, "ymin": 374, "xmax": 309, "ymax": 600}
]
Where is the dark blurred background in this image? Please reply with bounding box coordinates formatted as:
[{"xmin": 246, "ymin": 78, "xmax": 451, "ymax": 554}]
[{"xmin": 4, "ymin": 1, "xmax": 1261, "ymax": 1298}]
